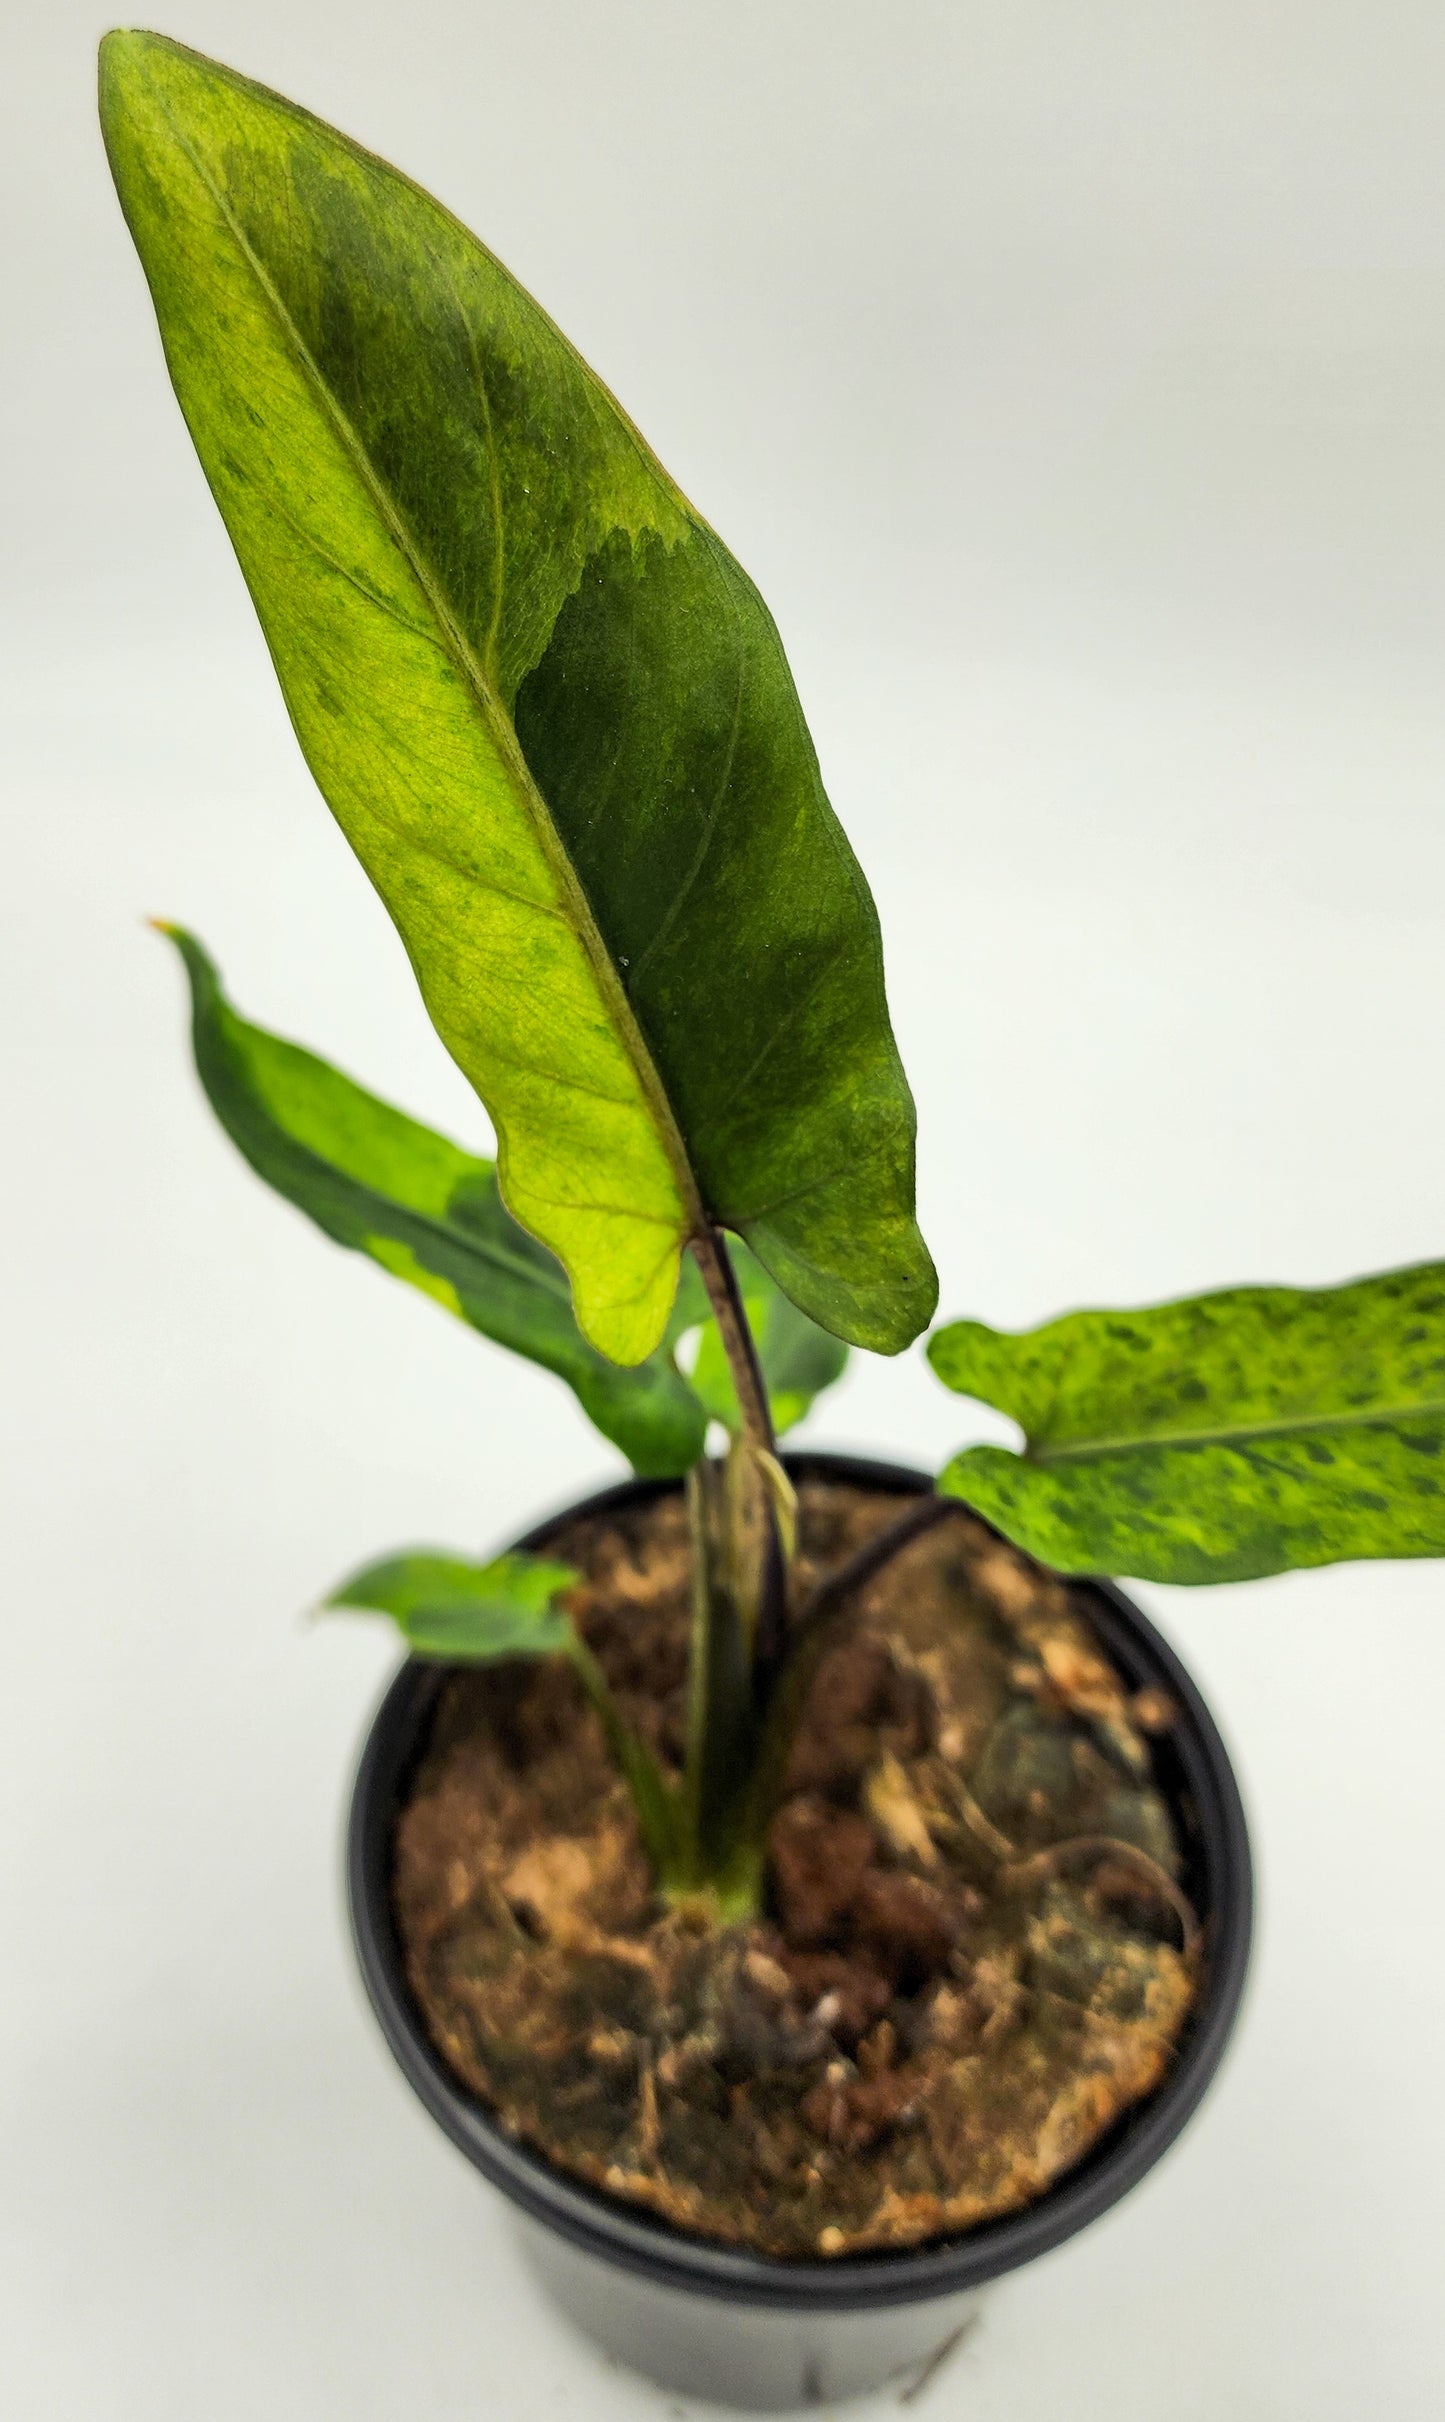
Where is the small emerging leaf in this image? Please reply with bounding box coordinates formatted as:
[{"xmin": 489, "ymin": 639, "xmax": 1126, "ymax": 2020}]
[
  {"xmin": 162, "ymin": 927, "xmax": 707, "ymax": 1477},
  {"xmin": 686, "ymin": 1239, "xmax": 849, "ymax": 1437},
  {"xmin": 930, "ymin": 1263, "xmax": 1445, "ymax": 1583},
  {"xmin": 326, "ymin": 1549, "xmax": 579, "ymax": 1659},
  {"xmin": 750, "ymin": 1447, "xmax": 800, "ymax": 1564},
  {"xmin": 328, "ymin": 1544, "xmax": 681, "ymax": 1871}
]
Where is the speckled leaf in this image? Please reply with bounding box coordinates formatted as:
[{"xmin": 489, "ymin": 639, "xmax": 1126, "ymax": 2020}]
[
  {"xmin": 327, "ymin": 1549, "xmax": 578, "ymax": 1659},
  {"xmin": 686, "ymin": 1239, "xmax": 849, "ymax": 1437},
  {"xmin": 101, "ymin": 32, "xmax": 934, "ymax": 1365},
  {"xmin": 929, "ymin": 1265, "xmax": 1445, "ymax": 1582},
  {"xmin": 164, "ymin": 927, "xmax": 706, "ymax": 1476}
]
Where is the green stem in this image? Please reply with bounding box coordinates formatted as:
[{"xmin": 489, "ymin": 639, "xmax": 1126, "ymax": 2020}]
[
  {"xmin": 565, "ymin": 1633, "xmax": 683, "ymax": 1879},
  {"xmin": 689, "ymin": 1223, "xmax": 791, "ymax": 1677},
  {"xmin": 743, "ymin": 1494, "xmax": 957, "ymax": 1838},
  {"xmin": 682, "ymin": 1461, "xmax": 712, "ymax": 1840},
  {"xmin": 679, "ymin": 1450, "xmax": 761, "ymax": 1892}
]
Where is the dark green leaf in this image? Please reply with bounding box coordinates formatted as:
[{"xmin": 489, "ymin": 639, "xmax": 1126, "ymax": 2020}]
[
  {"xmin": 327, "ymin": 1549, "xmax": 577, "ymax": 1659},
  {"xmin": 929, "ymin": 1264, "xmax": 1445, "ymax": 1582},
  {"xmin": 163, "ymin": 926, "xmax": 707, "ymax": 1476},
  {"xmin": 686, "ymin": 1239, "xmax": 849, "ymax": 1437},
  {"xmin": 102, "ymin": 32, "xmax": 935, "ymax": 1364}
]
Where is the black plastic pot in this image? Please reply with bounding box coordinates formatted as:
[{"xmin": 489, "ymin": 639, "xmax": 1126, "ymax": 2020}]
[{"xmin": 348, "ymin": 1453, "xmax": 1252, "ymax": 2412}]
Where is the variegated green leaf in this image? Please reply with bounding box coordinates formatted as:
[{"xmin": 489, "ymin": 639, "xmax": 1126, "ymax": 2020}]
[
  {"xmin": 929, "ymin": 1264, "xmax": 1445, "ymax": 1582},
  {"xmin": 102, "ymin": 31, "xmax": 935, "ymax": 1366},
  {"xmin": 164, "ymin": 927, "xmax": 706, "ymax": 1475}
]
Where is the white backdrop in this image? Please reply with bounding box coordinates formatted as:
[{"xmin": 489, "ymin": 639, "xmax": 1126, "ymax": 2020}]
[{"xmin": 3, "ymin": 4, "xmax": 1443, "ymax": 2414}]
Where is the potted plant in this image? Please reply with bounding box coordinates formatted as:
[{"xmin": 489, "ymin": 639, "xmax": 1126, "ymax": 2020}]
[{"xmin": 99, "ymin": 30, "xmax": 1440, "ymax": 2410}]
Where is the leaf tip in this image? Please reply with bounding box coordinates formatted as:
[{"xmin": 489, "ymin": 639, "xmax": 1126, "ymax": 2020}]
[
  {"xmin": 924, "ymin": 1323, "xmax": 961, "ymax": 1384},
  {"xmin": 98, "ymin": 26, "xmax": 159, "ymax": 107}
]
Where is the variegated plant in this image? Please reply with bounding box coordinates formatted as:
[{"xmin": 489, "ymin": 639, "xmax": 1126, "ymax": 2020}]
[{"xmin": 103, "ymin": 31, "xmax": 1445, "ymax": 1913}]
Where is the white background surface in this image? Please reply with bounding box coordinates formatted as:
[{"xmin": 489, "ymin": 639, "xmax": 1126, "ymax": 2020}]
[{"xmin": 4, "ymin": 4, "xmax": 1444, "ymax": 2413}]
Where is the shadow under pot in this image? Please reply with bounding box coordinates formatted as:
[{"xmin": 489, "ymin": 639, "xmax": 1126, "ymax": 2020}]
[{"xmin": 348, "ymin": 1452, "xmax": 1252, "ymax": 2412}]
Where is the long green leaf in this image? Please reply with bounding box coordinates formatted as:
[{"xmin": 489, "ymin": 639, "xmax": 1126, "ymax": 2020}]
[
  {"xmin": 101, "ymin": 32, "xmax": 935, "ymax": 1364},
  {"xmin": 929, "ymin": 1264, "xmax": 1445, "ymax": 1582},
  {"xmin": 164, "ymin": 927, "xmax": 707, "ymax": 1476}
]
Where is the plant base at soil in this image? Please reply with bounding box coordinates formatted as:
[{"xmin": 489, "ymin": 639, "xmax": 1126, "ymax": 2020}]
[{"xmin": 392, "ymin": 1481, "xmax": 1196, "ymax": 2259}]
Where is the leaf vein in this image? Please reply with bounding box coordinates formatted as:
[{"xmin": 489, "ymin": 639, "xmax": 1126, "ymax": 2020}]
[
  {"xmin": 628, "ymin": 591, "xmax": 747, "ymax": 985},
  {"xmin": 1031, "ymin": 1397, "xmax": 1445, "ymax": 1465},
  {"xmin": 235, "ymin": 465, "xmax": 439, "ymax": 642}
]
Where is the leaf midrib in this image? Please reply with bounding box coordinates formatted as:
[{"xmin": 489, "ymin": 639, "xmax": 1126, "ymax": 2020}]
[
  {"xmin": 149, "ymin": 67, "xmax": 703, "ymax": 1238},
  {"xmin": 1027, "ymin": 1393, "xmax": 1445, "ymax": 1465}
]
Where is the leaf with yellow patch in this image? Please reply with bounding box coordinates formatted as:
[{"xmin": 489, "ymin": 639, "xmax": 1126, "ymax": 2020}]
[
  {"xmin": 103, "ymin": 32, "xmax": 935, "ymax": 1362},
  {"xmin": 163, "ymin": 927, "xmax": 706, "ymax": 1475}
]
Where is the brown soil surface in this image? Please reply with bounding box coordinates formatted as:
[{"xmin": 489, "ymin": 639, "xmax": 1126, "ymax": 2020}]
[{"xmin": 391, "ymin": 1481, "xmax": 1197, "ymax": 2259}]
